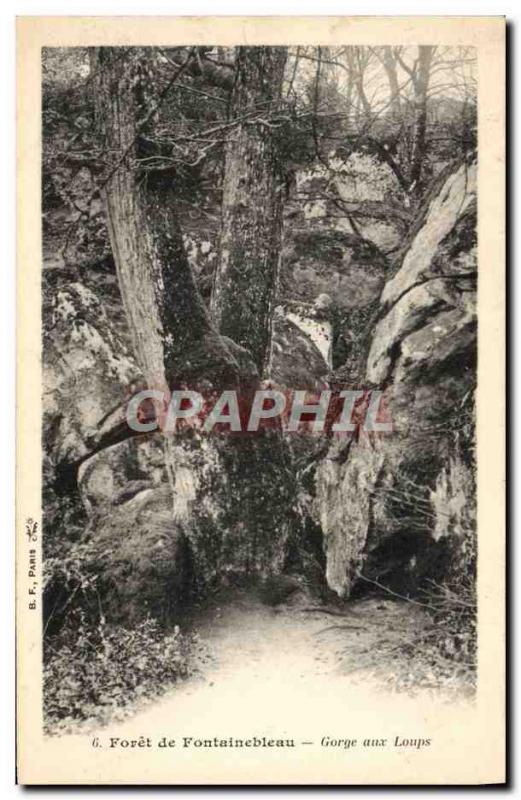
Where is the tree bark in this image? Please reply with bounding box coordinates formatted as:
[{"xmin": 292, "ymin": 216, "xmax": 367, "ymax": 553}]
[
  {"xmin": 211, "ymin": 46, "xmax": 288, "ymax": 376},
  {"xmin": 380, "ymin": 47, "xmax": 401, "ymax": 120},
  {"xmin": 90, "ymin": 47, "xmax": 292, "ymax": 592},
  {"xmin": 92, "ymin": 47, "xmax": 241, "ymax": 393},
  {"xmin": 353, "ymin": 47, "xmax": 373, "ymax": 128},
  {"xmin": 409, "ymin": 46, "xmax": 435, "ymax": 191}
]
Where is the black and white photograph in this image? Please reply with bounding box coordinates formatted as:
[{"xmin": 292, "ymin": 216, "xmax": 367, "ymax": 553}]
[{"xmin": 14, "ymin": 15, "xmax": 505, "ymax": 786}]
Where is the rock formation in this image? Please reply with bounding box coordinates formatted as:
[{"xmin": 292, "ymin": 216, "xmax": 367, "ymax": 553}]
[{"xmin": 315, "ymin": 161, "xmax": 477, "ymax": 597}]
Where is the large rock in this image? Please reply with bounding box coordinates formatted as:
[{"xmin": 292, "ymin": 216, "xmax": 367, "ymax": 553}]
[
  {"xmin": 42, "ymin": 278, "xmax": 190, "ymax": 624},
  {"xmin": 43, "ymin": 277, "xmax": 140, "ymax": 471},
  {"xmin": 292, "ymin": 153, "xmax": 406, "ymax": 252},
  {"xmin": 271, "ymin": 306, "xmax": 330, "ymax": 388},
  {"xmin": 77, "ymin": 482, "xmax": 191, "ymax": 625},
  {"xmin": 280, "ymin": 229, "xmax": 386, "ymax": 311},
  {"xmin": 75, "ymin": 427, "xmax": 295, "ymax": 614},
  {"xmin": 43, "ymin": 275, "xmax": 297, "ymax": 623},
  {"xmin": 315, "ymin": 161, "xmax": 477, "ymax": 597},
  {"xmin": 279, "ymin": 229, "xmax": 388, "ymax": 373}
]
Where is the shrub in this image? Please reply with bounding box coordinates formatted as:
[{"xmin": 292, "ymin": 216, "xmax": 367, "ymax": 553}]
[
  {"xmin": 44, "ymin": 614, "xmax": 195, "ymax": 734},
  {"xmin": 350, "ymin": 447, "xmax": 477, "ymax": 696},
  {"xmin": 424, "ymin": 577, "xmax": 476, "ymax": 673},
  {"xmin": 425, "ymin": 450, "xmax": 477, "ymax": 678}
]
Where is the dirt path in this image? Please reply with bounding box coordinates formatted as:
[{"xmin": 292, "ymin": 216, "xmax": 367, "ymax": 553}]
[
  {"xmin": 45, "ymin": 588, "xmax": 475, "ymax": 783},
  {"xmin": 104, "ymin": 586, "xmax": 451, "ymax": 736}
]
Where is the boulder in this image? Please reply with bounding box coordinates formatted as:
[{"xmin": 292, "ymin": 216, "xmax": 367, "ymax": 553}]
[
  {"xmin": 280, "ymin": 229, "xmax": 386, "ymax": 311},
  {"xmin": 271, "ymin": 307, "xmax": 330, "ymax": 388},
  {"xmin": 43, "ymin": 277, "xmax": 140, "ymax": 471},
  {"xmin": 79, "ymin": 483, "xmax": 190, "ymax": 625},
  {"xmin": 315, "ymin": 162, "xmax": 477, "ymax": 597},
  {"xmin": 43, "ymin": 263, "xmax": 302, "ymax": 626}
]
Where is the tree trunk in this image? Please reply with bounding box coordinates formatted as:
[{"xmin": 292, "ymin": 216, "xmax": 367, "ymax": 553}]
[
  {"xmin": 211, "ymin": 46, "xmax": 288, "ymax": 376},
  {"xmin": 92, "ymin": 47, "xmax": 240, "ymax": 394},
  {"xmin": 380, "ymin": 47, "xmax": 401, "ymax": 120},
  {"xmin": 90, "ymin": 46, "xmax": 293, "ymax": 592},
  {"xmin": 353, "ymin": 47, "xmax": 372, "ymax": 128},
  {"xmin": 409, "ymin": 46, "xmax": 435, "ymax": 191}
]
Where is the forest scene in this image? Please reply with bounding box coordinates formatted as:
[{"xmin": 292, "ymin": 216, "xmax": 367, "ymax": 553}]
[{"xmin": 42, "ymin": 44, "xmax": 478, "ymax": 735}]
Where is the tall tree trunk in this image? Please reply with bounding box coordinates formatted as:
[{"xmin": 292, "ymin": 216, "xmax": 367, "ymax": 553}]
[
  {"xmin": 211, "ymin": 46, "xmax": 288, "ymax": 376},
  {"xmin": 380, "ymin": 46, "xmax": 401, "ymax": 120},
  {"xmin": 353, "ymin": 47, "xmax": 372, "ymax": 128},
  {"xmin": 92, "ymin": 47, "xmax": 240, "ymax": 394},
  {"xmin": 206, "ymin": 46, "xmax": 299, "ymax": 586},
  {"xmin": 344, "ymin": 48, "xmax": 355, "ymax": 129},
  {"xmin": 91, "ymin": 46, "xmax": 293, "ymax": 590},
  {"xmin": 409, "ymin": 45, "xmax": 435, "ymax": 191}
]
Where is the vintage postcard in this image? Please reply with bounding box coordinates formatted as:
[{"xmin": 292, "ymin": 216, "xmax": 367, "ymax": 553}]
[{"xmin": 16, "ymin": 16, "xmax": 505, "ymax": 785}]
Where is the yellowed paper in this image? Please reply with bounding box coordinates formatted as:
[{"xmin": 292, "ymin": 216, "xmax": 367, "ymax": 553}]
[{"xmin": 17, "ymin": 16, "xmax": 505, "ymax": 785}]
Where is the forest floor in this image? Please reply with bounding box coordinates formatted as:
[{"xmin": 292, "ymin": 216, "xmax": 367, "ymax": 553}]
[
  {"xmin": 42, "ymin": 586, "xmax": 478, "ymax": 784},
  {"xmin": 96, "ymin": 585, "xmax": 474, "ymax": 738}
]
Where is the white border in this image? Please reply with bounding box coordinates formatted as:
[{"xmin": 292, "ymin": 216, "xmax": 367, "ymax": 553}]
[{"xmin": 3, "ymin": 3, "xmax": 515, "ymax": 798}]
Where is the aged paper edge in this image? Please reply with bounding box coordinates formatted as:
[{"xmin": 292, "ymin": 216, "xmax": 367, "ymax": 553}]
[{"xmin": 16, "ymin": 16, "xmax": 506, "ymax": 785}]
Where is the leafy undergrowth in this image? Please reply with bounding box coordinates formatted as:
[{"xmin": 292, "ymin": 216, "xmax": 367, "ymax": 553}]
[
  {"xmin": 44, "ymin": 615, "xmax": 206, "ymax": 736},
  {"xmin": 331, "ymin": 590, "xmax": 476, "ymax": 700},
  {"xmin": 43, "ymin": 575, "xmax": 476, "ymax": 736}
]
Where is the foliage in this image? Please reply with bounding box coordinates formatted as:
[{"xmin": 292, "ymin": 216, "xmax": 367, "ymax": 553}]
[
  {"xmin": 343, "ymin": 442, "xmax": 477, "ymax": 696},
  {"xmin": 406, "ymin": 497, "xmax": 476, "ymax": 691},
  {"xmin": 43, "ymin": 532, "xmax": 200, "ymax": 735},
  {"xmin": 379, "ymin": 575, "xmax": 476, "ymax": 696},
  {"xmin": 44, "ymin": 614, "xmax": 196, "ymax": 734},
  {"xmin": 42, "ymin": 458, "xmax": 88, "ymax": 562},
  {"xmin": 425, "ymin": 578, "xmax": 476, "ymax": 671},
  {"xmin": 344, "ymin": 575, "xmax": 476, "ymax": 698},
  {"xmin": 423, "ymin": 456, "xmax": 477, "ymax": 683},
  {"xmin": 41, "ymin": 44, "xmax": 479, "ymax": 713},
  {"xmin": 43, "ymin": 540, "xmax": 103, "ymax": 631},
  {"xmin": 42, "ymin": 45, "xmax": 477, "ymax": 276}
]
